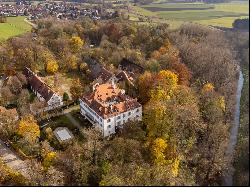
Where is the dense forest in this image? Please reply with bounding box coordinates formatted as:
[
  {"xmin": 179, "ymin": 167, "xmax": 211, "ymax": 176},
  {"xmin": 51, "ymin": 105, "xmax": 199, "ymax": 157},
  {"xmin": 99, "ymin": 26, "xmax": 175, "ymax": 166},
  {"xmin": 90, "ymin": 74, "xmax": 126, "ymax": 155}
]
[{"xmin": 0, "ymin": 18, "xmax": 240, "ymax": 186}]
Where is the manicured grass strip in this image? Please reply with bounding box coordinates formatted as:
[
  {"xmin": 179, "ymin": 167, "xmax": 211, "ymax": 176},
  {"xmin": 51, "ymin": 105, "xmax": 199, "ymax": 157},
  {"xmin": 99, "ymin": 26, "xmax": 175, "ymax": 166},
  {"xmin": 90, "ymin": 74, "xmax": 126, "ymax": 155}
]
[{"xmin": 0, "ymin": 16, "xmax": 32, "ymax": 41}]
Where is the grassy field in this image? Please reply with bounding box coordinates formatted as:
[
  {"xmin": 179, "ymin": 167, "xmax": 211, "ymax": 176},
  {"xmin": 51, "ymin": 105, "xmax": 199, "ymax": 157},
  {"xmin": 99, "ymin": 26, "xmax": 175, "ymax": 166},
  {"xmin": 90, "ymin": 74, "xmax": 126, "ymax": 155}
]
[
  {"xmin": 132, "ymin": 1, "xmax": 249, "ymax": 28},
  {"xmin": 0, "ymin": 16, "xmax": 32, "ymax": 41}
]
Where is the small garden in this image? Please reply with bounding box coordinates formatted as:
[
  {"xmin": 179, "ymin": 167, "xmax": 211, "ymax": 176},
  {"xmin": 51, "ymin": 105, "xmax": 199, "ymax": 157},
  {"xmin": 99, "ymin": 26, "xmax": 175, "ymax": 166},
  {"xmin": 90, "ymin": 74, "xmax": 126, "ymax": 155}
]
[{"xmin": 39, "ymin": 110, "xmax": 92, "ymax": 151}]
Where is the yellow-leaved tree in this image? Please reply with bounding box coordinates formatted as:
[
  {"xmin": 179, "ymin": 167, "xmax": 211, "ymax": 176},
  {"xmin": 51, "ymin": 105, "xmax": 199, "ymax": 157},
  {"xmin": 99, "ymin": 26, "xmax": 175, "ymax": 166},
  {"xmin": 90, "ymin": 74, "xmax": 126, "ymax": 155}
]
[
  {"xmin": 150, "ymin": 138, "xmax": 168, "ymax": 165},
  {"xmin": 215, "ymin": 96, "xmax": 226, "ymax": 112},
  {"xmin": 150, "ymin": 70, "xmax": 178, "ymax": 101},
  {"xmin": 158, "ymin": 70, "xmax": 178, "ymax": 88},
  {"xmin": 67, "ymin": 55, "xmax": 78, "ymax": 71},
  {"xmin": 42, "ymin": 151, "xmax": 57, "ymax": 169},
  {"xmin": 171, "ymin": 156, "xmax": 180, "ymax": 177},
  {"xmin": 46, "ymin": 59, "xmax": 59, "ymax": 74},
  {"xmin": 17, "ymin": 115, "xmax": 40, "ymax": 144},
  {"xmin": 70, "ymin": 36, "xmax": 84, "ymax": 53},
  {"xmin": 202, "ymin": 82, "xmax": 214, "ymax": 93}
]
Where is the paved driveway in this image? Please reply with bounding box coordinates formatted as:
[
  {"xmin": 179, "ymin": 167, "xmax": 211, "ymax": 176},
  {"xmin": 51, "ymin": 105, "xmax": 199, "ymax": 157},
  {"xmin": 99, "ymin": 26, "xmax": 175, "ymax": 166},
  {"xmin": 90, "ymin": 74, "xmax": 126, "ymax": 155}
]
[{"xmin": 0, "ymin": 139, "xmax": 29, "ymax": 178}]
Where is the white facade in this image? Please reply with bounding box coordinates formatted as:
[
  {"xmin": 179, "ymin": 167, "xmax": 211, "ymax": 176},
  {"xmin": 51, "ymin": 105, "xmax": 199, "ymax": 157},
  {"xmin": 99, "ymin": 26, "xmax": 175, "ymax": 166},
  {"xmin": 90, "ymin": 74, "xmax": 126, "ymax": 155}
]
[
  {"xmin": 79, "ymin": 99, "xmax": 142, "ymax": 137},
  {"xmin": 30, "ymin": 86, "xmax": 63, "ymax": 112},
  {"xmin": 95, "ymin": 74, "xmax": 119, "ymax": 85},
  {"xmin": 46, "ymin": 93, "xmax": 64, "ymax": 111}
]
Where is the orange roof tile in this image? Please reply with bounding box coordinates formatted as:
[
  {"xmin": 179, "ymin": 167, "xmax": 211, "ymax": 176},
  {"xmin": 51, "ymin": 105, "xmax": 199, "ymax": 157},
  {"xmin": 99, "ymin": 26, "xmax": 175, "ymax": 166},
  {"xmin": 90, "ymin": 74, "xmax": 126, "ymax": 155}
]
[{"xmin": 82, "ymin": 83, "xmax": 141, "ymax": 119}]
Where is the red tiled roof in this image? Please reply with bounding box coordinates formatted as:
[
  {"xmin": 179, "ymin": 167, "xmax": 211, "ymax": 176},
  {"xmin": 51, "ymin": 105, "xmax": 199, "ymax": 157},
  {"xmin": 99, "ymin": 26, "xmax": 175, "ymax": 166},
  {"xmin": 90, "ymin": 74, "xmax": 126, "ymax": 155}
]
[
  {"xmin": 98, "ymin": 68, "xmax": 113, "ymax": 83},
  {"xmin": 87, "ymin": 60, "xmax": 113, "ymax": 83},
  {"xmin": 23, "ymin": 67, "xmax": 56, "ymax": 102},
  {"xmin": 82, "ymin": 83, "xmax": 141, "ymax": 119}
]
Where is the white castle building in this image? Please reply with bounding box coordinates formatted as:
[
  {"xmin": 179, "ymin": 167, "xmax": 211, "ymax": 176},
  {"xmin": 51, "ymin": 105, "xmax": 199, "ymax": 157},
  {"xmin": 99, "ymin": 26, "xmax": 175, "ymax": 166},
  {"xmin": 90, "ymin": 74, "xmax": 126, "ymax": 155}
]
[{"xmin": 79, "ymin": 82, "xmax": 142, "ymax": 137}]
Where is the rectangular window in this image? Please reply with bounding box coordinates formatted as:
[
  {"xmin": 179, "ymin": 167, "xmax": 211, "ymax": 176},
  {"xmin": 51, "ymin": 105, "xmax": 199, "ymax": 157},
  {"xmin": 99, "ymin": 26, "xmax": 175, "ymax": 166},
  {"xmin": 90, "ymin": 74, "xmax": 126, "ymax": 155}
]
[
  {"xmin": 128, "ymin": 112, "xmax": 131, "ymax": 116},
  {"xmin": 136, "ymin": 108, "xmax": 139, "ymax": 112},
  {"xmin": 107, "ymin": 119, "xmax": 111, "ymax": 123},
  {"xmin": 117, "ymin": 115, "xmax": 121, "ymax": 120},
  {"xmin": 123, "ymin": 114, "xmax": 126, "ymax": 118},
  {"xmin": 108, "ymin": 125, "xmax": 111, "ymax": 128}
]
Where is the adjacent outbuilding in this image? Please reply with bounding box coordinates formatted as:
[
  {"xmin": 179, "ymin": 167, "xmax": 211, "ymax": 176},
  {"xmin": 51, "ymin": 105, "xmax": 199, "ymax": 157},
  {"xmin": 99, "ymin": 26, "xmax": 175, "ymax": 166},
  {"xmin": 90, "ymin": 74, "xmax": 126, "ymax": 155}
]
[{"xmin": 53, "ymin": 127, "xmax": 74, "ymax": 143}]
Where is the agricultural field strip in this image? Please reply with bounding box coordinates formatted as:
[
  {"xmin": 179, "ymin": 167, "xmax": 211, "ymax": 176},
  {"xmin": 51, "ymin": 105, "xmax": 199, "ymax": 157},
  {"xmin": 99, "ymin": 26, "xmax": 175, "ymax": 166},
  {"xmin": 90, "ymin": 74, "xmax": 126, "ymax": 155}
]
[{"xmin": 131, "ymin": 2, "xmax": 248, "ymax": 27}]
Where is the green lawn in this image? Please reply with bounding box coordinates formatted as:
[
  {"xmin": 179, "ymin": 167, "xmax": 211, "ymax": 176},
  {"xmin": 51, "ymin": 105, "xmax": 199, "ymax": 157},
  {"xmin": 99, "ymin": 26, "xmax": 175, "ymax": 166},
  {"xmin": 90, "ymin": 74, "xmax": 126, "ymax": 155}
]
[
  {"xmin": 0, "ymin": 16, "xmax": 32, "ymax": 41},
  {"xmin": 133, "ymin": 1, "xmax": 249, "ymax": 28}
]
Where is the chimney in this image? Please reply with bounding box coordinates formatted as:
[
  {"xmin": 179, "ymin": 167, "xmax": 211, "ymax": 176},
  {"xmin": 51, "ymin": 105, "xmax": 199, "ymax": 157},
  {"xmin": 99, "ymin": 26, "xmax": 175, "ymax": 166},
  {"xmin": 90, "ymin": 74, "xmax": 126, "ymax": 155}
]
[
  {"xmin": 93, "ymin": 83, "xmax": 99, "ymax": 91},
  {"xmin": 120, "ymin": 89, "xmax": 125, "ymax": 95},
  {"xmin": 109, "ymin": 104, "xmax": 113, "ymax": 113},
  {"xmin": 111, "ymin": 79, "xmax": 116, "ymax": 89}
]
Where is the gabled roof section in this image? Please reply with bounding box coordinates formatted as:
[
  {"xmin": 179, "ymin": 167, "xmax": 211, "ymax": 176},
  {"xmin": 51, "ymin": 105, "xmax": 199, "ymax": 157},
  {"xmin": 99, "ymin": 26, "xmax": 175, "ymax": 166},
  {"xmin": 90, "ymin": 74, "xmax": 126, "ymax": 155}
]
[
  {"xmin": 86, "ymin": 58, "xmax": 113, "ymax": 83},
  {"xmin": 23, "ymin": 67, "xmax": 57, "ymax": 102}
]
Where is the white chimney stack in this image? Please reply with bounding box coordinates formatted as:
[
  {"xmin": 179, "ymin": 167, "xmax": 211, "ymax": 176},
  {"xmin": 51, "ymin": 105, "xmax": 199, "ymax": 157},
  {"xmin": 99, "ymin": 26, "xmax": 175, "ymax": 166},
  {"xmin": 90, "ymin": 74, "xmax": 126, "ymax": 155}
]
[{"xmin": 111, "ymin": 79, "xmax": 116, "ymax": 89}]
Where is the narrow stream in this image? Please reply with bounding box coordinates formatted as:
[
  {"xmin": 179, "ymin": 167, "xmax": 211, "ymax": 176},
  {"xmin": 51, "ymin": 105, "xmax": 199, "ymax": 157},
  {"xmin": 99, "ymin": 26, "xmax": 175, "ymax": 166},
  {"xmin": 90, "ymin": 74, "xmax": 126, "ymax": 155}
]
[{"xmin": 223, "ymin": 70, "xmax": 244, "ymax": 186}]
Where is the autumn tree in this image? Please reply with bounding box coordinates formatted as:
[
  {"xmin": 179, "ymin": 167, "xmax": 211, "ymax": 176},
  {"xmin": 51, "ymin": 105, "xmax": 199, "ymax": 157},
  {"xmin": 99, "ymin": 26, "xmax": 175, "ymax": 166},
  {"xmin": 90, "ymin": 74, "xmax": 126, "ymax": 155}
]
[
  {"xmin": 70, "ymin": 78, "xmax": 84, "ymax": 100},
  {"xmin": 26, "ymin": 160, "xmax": 65, "ymax": 186},
  {"xmin": 66, "ymin": 54, "xmax": 78, "ymax": 71},
  {"xmin": 17, "ymin": 114, "xmax": 40, "ymax": 144},
  {"xmin": 0, "ymin": 86, "xmax": 15, "ymax": 106},
  {"xmin": 7, "ymin": 76, "xmax": 22, "ymax": 95},
  {"xmin": 149, "ymin": 138, "xmax": 168, "ymax": 165},
  {"xmin": 17, "ymin": 89, "xmax": 30, "ymax": 107},
  {"xmin": 46, "ymin": 59, "xmax": 59, "ymax": 74},
  {"xmin": 0, "ymin": 107, "xmax": 18, "ymax": 139},
  {"xmin": 16, "ymin": 72, "xmax": 27, "ymax": 86},
  {"xmin": 0, "ymin": 159, "xmax": 27, "ymax": 186},
  {"xmin": 195, "ymin": 82, "xmax": 229, "ymax": 185},
  {"xmin": 103, "ymin": 23, "xmax": 123, "ymax": 44},
  {"xmin": 137, "ymin": 71, "xmax": 155, "ymax": 104},
  {"xmin": 69, "ymin": 36, "xmax": 84, "ymax": 53},
  {"xmin": 42, "ymin": 151, "xmax": 57, "ymax": 169}
]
